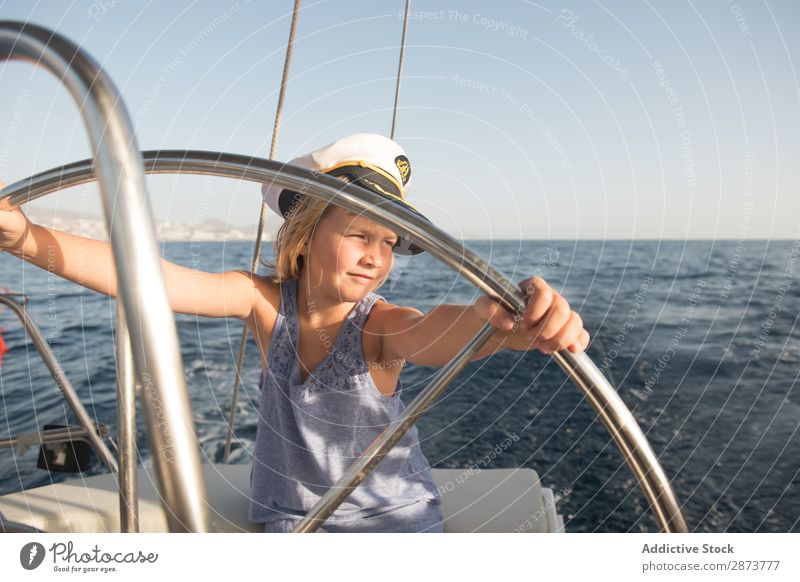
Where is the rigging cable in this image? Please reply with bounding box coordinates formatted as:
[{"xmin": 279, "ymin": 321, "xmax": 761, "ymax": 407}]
[
  {"xmin": 224, "ymin": 0, "xmax": 302, "ymax": 463},
  {"xmin": 390, "ymin": 0, "xmax": 411, "ymax": 140}
]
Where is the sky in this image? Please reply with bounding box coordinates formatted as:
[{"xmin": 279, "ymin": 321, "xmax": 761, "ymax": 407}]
[{"xmin": 0, "ymin": 0, "xmax": 798, "ymax": 240}]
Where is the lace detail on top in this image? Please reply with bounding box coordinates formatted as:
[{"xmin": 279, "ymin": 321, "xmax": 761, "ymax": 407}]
[{"xmin": 268, "ymin": 277, "xmax": 380, "ymax": 398}]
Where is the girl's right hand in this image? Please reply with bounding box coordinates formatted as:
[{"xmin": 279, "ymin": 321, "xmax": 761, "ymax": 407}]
[{"xmin": 0, "ymin": 181, "xmax": 32, "ymax": 252}]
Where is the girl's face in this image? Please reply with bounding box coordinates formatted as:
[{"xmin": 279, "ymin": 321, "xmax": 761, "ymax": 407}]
[{"xmin": 301, "ymin": 206, "xmax": 397, "ymax": 303}]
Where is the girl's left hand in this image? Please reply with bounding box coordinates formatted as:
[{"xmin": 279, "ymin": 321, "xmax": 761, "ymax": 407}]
[{"xmin": 474, "ymin": 276, "xmax": 590, "ymax": 354}]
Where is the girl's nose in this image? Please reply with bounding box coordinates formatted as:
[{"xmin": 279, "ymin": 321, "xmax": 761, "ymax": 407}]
[{"xmin": 361, "ymin": 244, "xmax": 384, "ymax": 268}]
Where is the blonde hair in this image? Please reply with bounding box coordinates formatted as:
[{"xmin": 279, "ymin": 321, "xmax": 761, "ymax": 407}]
[{"xmin": 262, "ymin": 194, "xmax": 333, "ymax": 283}]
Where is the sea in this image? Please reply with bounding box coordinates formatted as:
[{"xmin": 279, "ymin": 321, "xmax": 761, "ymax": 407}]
[{"xmin": 1, "ymin": 239, "xmax": 798, "ymax": 533}]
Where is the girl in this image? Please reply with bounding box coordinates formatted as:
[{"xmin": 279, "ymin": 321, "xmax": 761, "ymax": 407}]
[{"xmin": 0, "ymin": 133, "xmax": 589, "ymax": 533}]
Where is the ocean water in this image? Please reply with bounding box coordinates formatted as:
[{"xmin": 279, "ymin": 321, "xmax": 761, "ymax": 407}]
[{"xmin": 0, "ymin": 239, "xmax": 798, "ymax": 533}]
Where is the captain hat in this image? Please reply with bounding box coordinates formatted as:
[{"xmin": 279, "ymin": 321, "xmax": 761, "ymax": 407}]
[{"xmin": 261, "ymin": 133, "xmax": 428, "ymax": 255}]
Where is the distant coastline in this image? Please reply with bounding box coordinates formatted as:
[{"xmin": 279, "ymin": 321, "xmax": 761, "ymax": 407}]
[
  {"xmin": 22, "ymin": 209, "xmax": 795, "ymax": 242},
  {"xmin": 25, "ymin": 208, "xmax": 274, "ymax": 242}
]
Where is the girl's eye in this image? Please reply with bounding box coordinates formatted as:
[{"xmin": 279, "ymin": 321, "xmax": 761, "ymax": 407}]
[{"xmin": 348, "ymin": 233, "xmax": 395, "ymax": 246}]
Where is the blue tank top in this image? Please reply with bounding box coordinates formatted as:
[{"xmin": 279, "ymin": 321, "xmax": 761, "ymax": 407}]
[{"xmin": 248, "ymin": 278, "xmax": 441, "ymax": 523}]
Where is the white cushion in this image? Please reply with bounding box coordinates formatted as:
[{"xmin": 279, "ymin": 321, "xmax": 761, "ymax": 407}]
[{"xmin": 0, "ymin": 465, "xmax": 554, "ymax": 533}]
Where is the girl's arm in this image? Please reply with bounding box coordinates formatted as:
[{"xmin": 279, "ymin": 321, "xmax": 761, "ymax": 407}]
[
  {"xmin": 377, "ymin": 277, "xmax": 590, "ymax": 367},
  {"xmin": 0, "ymin": 199, "xmax": 256, "ymax": 320}
]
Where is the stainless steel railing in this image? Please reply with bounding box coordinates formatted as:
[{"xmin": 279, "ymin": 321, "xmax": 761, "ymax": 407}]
[
  {"xmin": 0, "ymin": 21, "xmax": 210, "ymax": 532},
  {"xmin": 0, "ymin": 293, "xmax": 118, "ymax": 472},
  {"xmin": 115, "ymin": 302, "xmax": 139, "ymax": 532},
  {"xmin": 1, "ymin": 149, "xmax": 689, "ymax": 532}
]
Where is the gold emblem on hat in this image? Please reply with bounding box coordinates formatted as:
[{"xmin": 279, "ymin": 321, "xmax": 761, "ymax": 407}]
[{"xmin": 395, "ymin": 155, "xmax": 411, "ymax": 185}]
